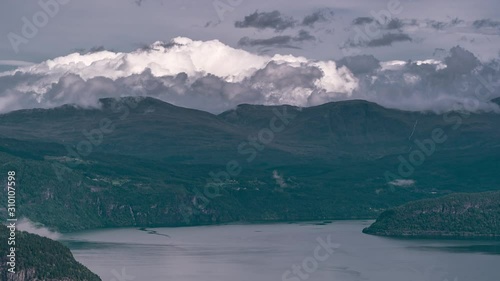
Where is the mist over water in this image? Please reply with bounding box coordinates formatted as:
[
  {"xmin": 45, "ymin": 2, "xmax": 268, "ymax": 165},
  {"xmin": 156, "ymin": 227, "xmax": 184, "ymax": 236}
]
[{"xmin": 16, "ymin": 218, "xmax": 61, "ymax": 240}]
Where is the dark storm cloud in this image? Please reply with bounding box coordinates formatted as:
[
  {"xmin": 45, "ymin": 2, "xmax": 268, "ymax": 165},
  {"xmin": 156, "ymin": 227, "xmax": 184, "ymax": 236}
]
[
  {"xmin": 138, "ymin": 41, "xmax": 182, "ymax": 51},
  {"xmin": 235, "ymin": 11, "xmax": 296, "ymax": 32},
  {"xmin": 351, "ymin": 16, "xmax": 466, "ymax": 32},
  {"xmin": 238, "ymin": 36, "xmax": 294, "ymax": 47},
  {"xmin": 351, "ymin": 17, "xmax": 410, "ymax": 31},
  {"xmin": 294, "ymin": 30, "xmax": 316, "ymax": 42},
  {"xmin": 71, "ymin": 46, "xmax": 109, "ymax": 55},
  {"xmin": 234, "ymin": 9, "xmax": 335, "ymax": 32},
  {"xmin": 349, "ymin": 33, "xmax": 412, "ymax": 48},
  {"xmin": 238, "ymin": 30, "xmax": 315, "ymax": 48},
  {"xmin": 367, "ymin": 33, "xmax": 412, "ymax": 47},
  {"xmin": 337, "ymin": 55, "xmax": 380, "ymax": 75},
  {"xmin": 249, "ymin": 61, "xmax": 323, "ymax": 90},
  {"xmin": 372, "ymin": 17, "xmax": 464, "ymax": 31},
  {"xmin": 301, "ymin": 9, "xmax": 335, "ymax": 27},
  {"xmin": 443, "ymin": 46, "xmax": 480, "ymax": 74},
  {"xmin": 352, "ymin": 17, "xmax": 374, "ymax": 25},
  {"xmin": 89, "ymin": 46, "xmax": 106, "ymax": 53},
  {"xmin": 429, "ymin": 21, "xmax": 446, "ymax": 30},
  {"xmin": 473, "ymin": 19, "xmax": 500, "ymax": 29},
  {"xmin": 427, "ymin": 18, "xmax": 464, "ymax": 30},
  {"xmin": 386, "ymin": 18, "xmax": 404, "ymax": 30}
]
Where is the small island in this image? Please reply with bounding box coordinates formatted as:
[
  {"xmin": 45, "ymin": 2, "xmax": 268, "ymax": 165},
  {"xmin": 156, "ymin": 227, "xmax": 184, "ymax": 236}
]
[{"xmin": 363, "ymin": 191, "xmax": 500, "ymax": 238}]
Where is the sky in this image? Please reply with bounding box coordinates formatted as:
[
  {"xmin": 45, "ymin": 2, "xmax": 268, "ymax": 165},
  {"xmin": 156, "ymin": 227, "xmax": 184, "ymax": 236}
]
[
  {"xmin": 0, "ymin": 0, "xmax": 499, "ymax": 113},
  {"xmin": 1, "ymin": 0, "xmax": 499, "ymax": 64}
]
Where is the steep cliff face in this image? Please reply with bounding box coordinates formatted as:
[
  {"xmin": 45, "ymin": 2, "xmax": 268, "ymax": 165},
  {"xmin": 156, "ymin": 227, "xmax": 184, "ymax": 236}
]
[
  {"xmin": 1, "ymin": 267, "xmax": 35, "ymax": 281},
  {"xmin": 2, "ymin": 267, "xmax": 83, "ymax": 281},
  {"xmin": 363, "ymin": 191, "xmax": 500, "ymax": 238},
  {"xmin": 0, "ymin": 225, "xmax": 101, "ymax": 281}
]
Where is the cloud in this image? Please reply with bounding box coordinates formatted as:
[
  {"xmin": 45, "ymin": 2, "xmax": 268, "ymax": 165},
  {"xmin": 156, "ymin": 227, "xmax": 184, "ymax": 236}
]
[
  {"xmin": 0, "ymin": 60, "xmax": 35, "ymax": 67},
  {"xmin": 238, "ymin": 30, "xmax": 315, "ymax": 48},
  {"xmin": 473, "ymin": 19, "xmax": 500, "ymax": 29},
  {"xmin": 365, "ymin": 33, "xmax": 412, "ymax": 47},
  {"xmin": 351, "ymin": 17, "xmax": 406, "ymax": 30},
  {"xmin": 429, "ymin": 20, "xmax": 446, "ymax": 30},
  {"xmin": 88, "ymin": 46, "xmax": 107, "ymax": 53},
  {"xmin": 351, "ymin": 16, "xmax": 466, "ymax": 33},
  {"xmin": 295, "ymin": 30, "xmax": 316, "ymax": 42},
  {"xmin": 234, "ymin": 9, "xmax": 334, "ymax": 32},
  {"xmin": 348, "ymin": 32, "xmax": 412, "ymax": 48},
  {"xmin": 301, "ymin": 9, "xmax": 335, "ymax": 27},
  {"xmin": 0, "ymin": 37, "xmax": 357, "ymax": 113},
  {"xmin": 426, "ymin": 18, "xmax": 464, "ymax": 30},
  {"xmin": 350, "ymin": 46, "xmax": 500, "ymax": 112},
  {"xmin": 386, "ymin": 18, "xmax": 404, "ymax": 30},
  {"xmin": 352, "ymin": 17, "xmax": 374, "ymax": 25},
  {"xmin": 17, "ymin": 218, "xmax": 61, "ymax": 240},
  {"xmin": 238, "ymin": 35, "xmax": 295, "ymax": 48},
  {"xmin": 0, "ymin": 39, "xmax": 499, "ymax": 114},
  {"xmin": 443, "ymin": 46, "xmax": 480, "ymax": 74},
  {"xmin": 235, "ymin": 10, "xmax": 296, "ymax": 32},
  {"xmin": 337, "ymin": 55, "xmax": 380, "ymax": 75}
]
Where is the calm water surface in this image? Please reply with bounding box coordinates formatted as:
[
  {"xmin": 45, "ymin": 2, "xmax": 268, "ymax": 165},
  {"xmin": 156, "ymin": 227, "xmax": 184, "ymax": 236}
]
[{"xmin": 62, "ymin": 221, "xmax": 500, "ymax": 281}]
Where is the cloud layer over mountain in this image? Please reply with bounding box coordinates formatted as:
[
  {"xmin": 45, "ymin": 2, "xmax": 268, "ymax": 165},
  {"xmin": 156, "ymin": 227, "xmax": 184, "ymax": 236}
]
[{"xmin": 0, "ymin": 37, "xmax": 499, "ymax": 114}]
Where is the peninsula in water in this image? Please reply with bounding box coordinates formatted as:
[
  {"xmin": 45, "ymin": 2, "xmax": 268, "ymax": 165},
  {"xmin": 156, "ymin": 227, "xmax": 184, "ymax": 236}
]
[{"xmin": 363, "ymin": 191, "xmax": 500, "ymax": 238}]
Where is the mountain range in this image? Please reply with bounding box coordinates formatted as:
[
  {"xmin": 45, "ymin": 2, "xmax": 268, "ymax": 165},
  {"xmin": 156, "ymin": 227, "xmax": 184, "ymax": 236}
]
[{"xmin": 0, "ymin": 97, "xmax": 499, "ymax": 231}]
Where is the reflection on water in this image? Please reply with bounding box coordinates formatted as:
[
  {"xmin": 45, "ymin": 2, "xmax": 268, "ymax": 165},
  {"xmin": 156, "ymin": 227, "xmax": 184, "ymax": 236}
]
[
  {"xmin": 410, "ymin": 243, "xmax": 500, "ymax": 255},
  {"xmin": 63, "ymin": 221, "xmax": 500, "ymax": 281}
]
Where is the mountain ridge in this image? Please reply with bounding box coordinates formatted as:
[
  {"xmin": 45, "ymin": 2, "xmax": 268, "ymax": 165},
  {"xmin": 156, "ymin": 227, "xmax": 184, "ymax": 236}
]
[
  {"xmin": 3, "ymin": 96, "xmax": 499, "ymax": 117},
  {"xmin": 0, "ymin": 96, "xmax": 499, "ymax": 232}
]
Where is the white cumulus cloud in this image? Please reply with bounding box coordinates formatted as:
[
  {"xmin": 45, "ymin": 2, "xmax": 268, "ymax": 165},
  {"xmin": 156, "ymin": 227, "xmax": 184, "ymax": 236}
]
[
  {"xmin": 0, "ymin": 39, "xmax": 499, "ymax": 114},
  {"xmin": 0, "ymin": 37, "xmax": 359, "ymax": 113}
]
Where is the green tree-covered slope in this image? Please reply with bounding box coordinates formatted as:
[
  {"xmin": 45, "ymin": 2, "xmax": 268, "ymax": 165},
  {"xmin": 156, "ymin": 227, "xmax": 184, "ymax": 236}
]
[
  {"xmin": 0, "ymin": 225, "xmax": 101, "ymax": 280},
  {"xmin": 0, "ymin": 97, "xmax": 499, "ymax": 232},
  {"xmin": 363, "ymin": 191, "xmax": 500, "ymax": 238}
]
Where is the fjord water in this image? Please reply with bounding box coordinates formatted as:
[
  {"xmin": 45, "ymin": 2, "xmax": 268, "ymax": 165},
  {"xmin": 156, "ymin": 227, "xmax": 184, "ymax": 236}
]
[{"xmin": 63, "ymin": 221, "xmax": 500, "ymax": 281}]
